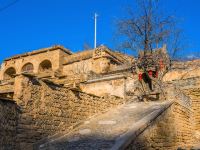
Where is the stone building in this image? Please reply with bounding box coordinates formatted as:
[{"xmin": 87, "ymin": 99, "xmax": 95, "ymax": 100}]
[
  {"xmin": 0, "ymin": 45, "xmax": 200, "ymax": 150},
  {"xmin": 0, "ymin": 45, "xmax": 132, "ymax": 80}
]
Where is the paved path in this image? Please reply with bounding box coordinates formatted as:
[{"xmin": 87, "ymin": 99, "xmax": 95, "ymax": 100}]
[{"xmin": 37, "ymin": 101, "xmax": 173, "ymax": 150}]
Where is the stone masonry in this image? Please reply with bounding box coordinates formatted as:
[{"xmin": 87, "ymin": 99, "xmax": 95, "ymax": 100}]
[
  {"xmin": 15, "ymin": 75, "xmax": 123, "ymax": 149},
  {"xmin": 0, "ymin": 45, "xmax": 200, "ymax": 149},
  {"xmin": 126, "ymin": 102, "xmax": 194, "ymax": 150},
  {"xmin": 0, "ymin": 99, "xmax": 18, "ymax": 150},
  {"xmin": 184, "ymin": 88, "xmax": 200, "ymax": 144}
]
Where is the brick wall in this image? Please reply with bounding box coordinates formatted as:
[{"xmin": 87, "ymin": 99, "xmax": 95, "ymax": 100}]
[
  {"xmin": 0, "ymin": 99, "xmax": 18, "ymax": 150},
  {"xmin": 126, "ymin": 102, "xmax": 194, "ymax": 150},
  {"xmin": 15, "ymin": 76, "xmax": 123, "ymax": 149}
]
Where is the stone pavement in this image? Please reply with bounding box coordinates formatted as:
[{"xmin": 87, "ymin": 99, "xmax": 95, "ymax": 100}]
[{"xmin": 36, "ymin": 101, "xmax": 173, "ymax": 150}]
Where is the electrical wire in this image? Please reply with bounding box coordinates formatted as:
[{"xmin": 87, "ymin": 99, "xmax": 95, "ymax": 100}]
[{"xmin": 0, "ymin": 0, "xmax": 19, "ymax": 12}]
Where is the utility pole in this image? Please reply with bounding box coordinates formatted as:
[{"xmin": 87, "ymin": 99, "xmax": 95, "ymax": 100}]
[{"xmin": 94, "ymin": 13, "xmax": 98, "ymax": 49}]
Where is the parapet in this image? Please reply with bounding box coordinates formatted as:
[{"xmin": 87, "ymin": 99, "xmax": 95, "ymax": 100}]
[{"xmin": 4, "ymin": 45, "xmax": 72, "ymax": 62}]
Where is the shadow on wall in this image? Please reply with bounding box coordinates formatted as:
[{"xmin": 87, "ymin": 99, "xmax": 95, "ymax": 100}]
[
  {"xmin": 33, "ymin": 134, "xmax": 116, "ymax": 150},
  {"xmin": 128, "ymin": 114, "xmax": 177, "ymax": 150},
  {"xmin": 0, "ymin": 99, "xmax": 19, "ymax": 150},
  {"xmin": 17, "ymin": 122, "xmax": 48, "ymax": 150}
]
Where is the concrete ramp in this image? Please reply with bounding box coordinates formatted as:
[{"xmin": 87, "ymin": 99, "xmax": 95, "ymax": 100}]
[{"xmin": 36, "ymin": 101, "xmax": 173, "ymax": 150}]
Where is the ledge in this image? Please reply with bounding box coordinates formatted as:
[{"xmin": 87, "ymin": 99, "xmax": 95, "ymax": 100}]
[{"xmin": 84, "ymin": 74, "xmax": 126, "ymax": 84}]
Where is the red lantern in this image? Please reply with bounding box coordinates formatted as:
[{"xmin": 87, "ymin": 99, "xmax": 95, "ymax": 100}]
[
  {"xmin": 148, "ymin": 70, "xmax": 153, "ymax": 77},
  {"xmin": 139, "ymin": 73, "xmax": 142, "ymax": 80}
]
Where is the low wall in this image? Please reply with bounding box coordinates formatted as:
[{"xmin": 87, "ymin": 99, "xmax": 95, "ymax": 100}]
[
  {"xmin": 126, "ymin": 101, "xmax": 194, "ymax": 150},
  {"xmin": 0, "ymin": 81, "xmax": 14, "ymax": 92},
  {"xmin": 80, "ymin": 74, "xmax": 126, "ymax": 98},
  {"xmin": 14, "ymin": 76, "xmax": 123, "ymax": 149},
  {"xmin": 0, "ymin": 99, "xmax": 18, "ymax": 150}
]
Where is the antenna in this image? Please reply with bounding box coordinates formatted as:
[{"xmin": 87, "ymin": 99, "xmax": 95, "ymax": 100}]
[{"xmin": 94, "ymin": 13, "xmax": 98, "ymax": 49}]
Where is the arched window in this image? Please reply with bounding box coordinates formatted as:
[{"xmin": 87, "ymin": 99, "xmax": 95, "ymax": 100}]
[
  {"xmin": 39, "ymin": 60, "xmax": 52, "ymax": 73},
  {"xmin": 4, "ymin": 67, "xmax": 16, "ymax": 80},
  {"xmin": 22, "ymin": 63, "xmax": 34, "ymax": 73}
]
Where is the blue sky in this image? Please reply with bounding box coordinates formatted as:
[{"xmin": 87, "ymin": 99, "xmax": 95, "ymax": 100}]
[{"xmin": 0, "ymin": 0, "xmax": 200, "ymax": 63}]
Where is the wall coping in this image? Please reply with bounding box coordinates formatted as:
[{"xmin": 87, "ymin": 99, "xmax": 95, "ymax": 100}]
[
  {"xmin": 84, "ymin": 74, "xmax": 126, "ymax": 84},
  {"xmin": 110, "ymin": 100, "xmax": 174, "ymax": 150}
]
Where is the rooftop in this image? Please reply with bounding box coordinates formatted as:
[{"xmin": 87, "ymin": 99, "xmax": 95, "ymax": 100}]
[
  {"xmin": 63, "ymin": 45, "xmax": 132, "ymax": 65},
  {"xmin": 4, "ymin": 45, "xmax": 72, "ymax": 61}
]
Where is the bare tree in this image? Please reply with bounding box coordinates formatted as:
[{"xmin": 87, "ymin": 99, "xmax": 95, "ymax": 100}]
[
  {"xmin": 117, "ymin": 0, "xmax": 183, "ymax": 58},
  {"xmin": 116, "ymin": 0, "xmax": 184, "ymax": 101}
]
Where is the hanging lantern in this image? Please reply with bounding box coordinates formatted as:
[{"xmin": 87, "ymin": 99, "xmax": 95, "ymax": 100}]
[
  {"xmin": 148, "ymin": 70, "xmax": 153, "ymax": 77},
  {"xmin": 139, "ymin": 73, "xmax": 143, "ymax": 81}
]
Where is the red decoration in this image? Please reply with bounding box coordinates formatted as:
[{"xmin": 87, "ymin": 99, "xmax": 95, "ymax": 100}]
[
  {"xmin": 139, "ymin": 73, "xmax": 142, "ymax": 80},
  {"xmin": 156, "ymin": 71, "xmax": 158, "ymax": 78},
  {"xmin": 148, "ymin": 70, "xmax": 153, "ymax": 77}
]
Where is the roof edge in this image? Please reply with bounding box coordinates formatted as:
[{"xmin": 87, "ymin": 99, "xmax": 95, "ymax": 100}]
[{"xmin": 4, "ymin": 45, "xmax": 72, "ymax": 62}]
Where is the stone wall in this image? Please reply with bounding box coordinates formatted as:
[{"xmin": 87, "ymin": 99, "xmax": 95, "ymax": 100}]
[
  {"xmin": 164, "ymin": 69, "xmax": 200, "ymax": 82},
  {"xmin": 62, "ymin": 59, "xmax": 93, "ymax": 76},
  {"xmin": 62, "ymin": 46, "xmax": 127, "ymax": 76},
  {"xmin": 62, "ymin": 56, "xmax": 117, "ymax": 76},
  {"xmin": 14, "ymin": 76, "xmax": 123, "ymax": 149},
  {"xmin": 0, "ymin": 82, "xmax": 14, "ymax": 92},
  {"xmin": 126, "ymin": 101, "xmax": 194, "ymax": 150},
  {"xmin": 80, "ymin": 75, "xmax": 126, "ymax": 98},
  {"xmin": 163, "ymin": 60, "xmax": 200, "ymax": 82},
  {"xmin": 166, "ymin": 77, "xmax": 200, "ymax": 145},
  {"xmin": 0, "ymin": 99, "xmax": 18, "ymax": 150},
  {"xmin": 183, "ymin": 88, "xmax": 200, "ymax": 143}
]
